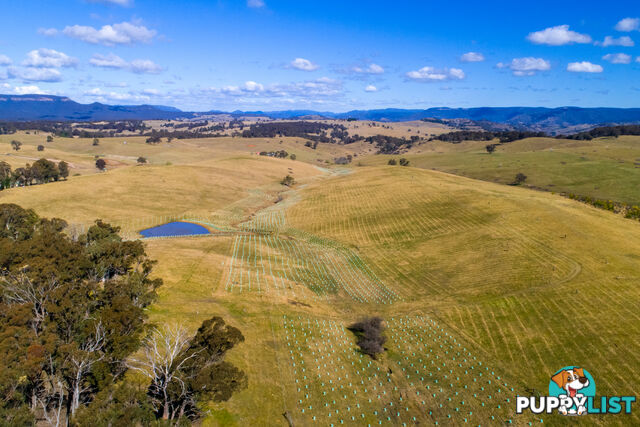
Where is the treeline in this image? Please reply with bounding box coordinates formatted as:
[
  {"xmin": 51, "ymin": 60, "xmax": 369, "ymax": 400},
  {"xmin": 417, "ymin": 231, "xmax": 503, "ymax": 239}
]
[
  {"xmin": 562, "ymin": 125, "xmax": 640, "ymax": 140},
  {"xmin": 433, "ymin": 130, "xmax": 547, "ymax": 143},
  {"xmin": 0, "ymin": 205, "xmax": 247, "ymax": 425},
  {"xmin": 567, "ymin": 193, "xmax": 640, "ymax": 221},
  {"xmin": 0, "ymin": 159, "xmax": 69, "ymax": 190},
  {"xmin": 241, "ymin": 121, "xmax": 345, "ymax": 140},
  {"xmin": 366, "ymin": 135, "xmax": 418, "ymax": 154},
  {"xmin": 259, "ymin": 150, "xmax": 289, "ymax": 158},
  {"xmin": 0, "ymin": 121, "xmax": 149, "ymax": 138}
]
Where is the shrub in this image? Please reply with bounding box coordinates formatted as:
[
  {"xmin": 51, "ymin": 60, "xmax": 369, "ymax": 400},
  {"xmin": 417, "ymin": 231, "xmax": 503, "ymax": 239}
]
[
  {"xmin": 348, "ymin": 317, "xmax": 386, "ymax": 360},
  {"xmin": 388, "ymin": 159, "xmax": 397, "ymax": 165},
  {"xmin": 281, "ymin": 175, "xmax": 295, "ymax": 187},
  {"xmin": 513, "ymin": 173, "xmax": 527, "ymax": 185},
  {"xmin": 399, "ymin": 158, "xmax": 410, "ymax": 166},
  {"xmin": 96, "ymin": 158, "xmax": 106, "ymax": 170},
  {"xmin": 37, "ymin": 145, "xmax": 45, "ymax": 152}
]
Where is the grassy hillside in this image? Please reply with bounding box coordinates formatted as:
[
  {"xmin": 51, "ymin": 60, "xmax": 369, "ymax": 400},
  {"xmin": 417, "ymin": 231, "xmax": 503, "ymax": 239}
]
[
  {"xmin": 2, "ymin": 131, "xmax": 639, "ymax": 425},
  {"xmin": 361, "ymin": 136, "xmax": 640, "ymax": 205}
]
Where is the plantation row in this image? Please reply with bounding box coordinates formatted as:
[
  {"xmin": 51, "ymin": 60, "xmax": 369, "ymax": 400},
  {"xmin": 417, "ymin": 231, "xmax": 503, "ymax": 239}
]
[
  {"xmin": 223, "ymin": 233, "xmax": 399, "ymax": 304},
  {"xmin": 281, "ymin": 315, "xmax": 540, "ymax": 425}
]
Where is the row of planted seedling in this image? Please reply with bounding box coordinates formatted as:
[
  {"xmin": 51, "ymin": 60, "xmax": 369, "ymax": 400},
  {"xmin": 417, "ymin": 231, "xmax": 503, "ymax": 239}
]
[{"xmin": 281, "ymin": 314, "xmax": 542, "ymax": 425}]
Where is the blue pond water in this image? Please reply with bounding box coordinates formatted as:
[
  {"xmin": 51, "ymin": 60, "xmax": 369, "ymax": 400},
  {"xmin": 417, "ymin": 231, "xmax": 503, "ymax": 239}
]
[{"xmin": 139, "ymin": 221, "xmax": 211, "ymax": 238}]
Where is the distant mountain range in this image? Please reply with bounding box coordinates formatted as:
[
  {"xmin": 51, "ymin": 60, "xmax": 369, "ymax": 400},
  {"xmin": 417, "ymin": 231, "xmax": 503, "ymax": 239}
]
[{"xmin": 1, "ymin": 94, "xmax": 640, "ymax": 134}]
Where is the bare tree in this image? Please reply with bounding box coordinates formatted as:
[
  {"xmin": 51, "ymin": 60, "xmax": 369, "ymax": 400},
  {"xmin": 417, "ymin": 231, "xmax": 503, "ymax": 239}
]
[
  {"xmin": 0, "ymin": 268, "xmax": 60, "ymax": 335},
  {"xmin": 127, "ymin": 325, "xmax": 200, "ymax": 420},
  {"xmin": 66, "ymin": 321, "xmax": 106, "ymax": 416}
]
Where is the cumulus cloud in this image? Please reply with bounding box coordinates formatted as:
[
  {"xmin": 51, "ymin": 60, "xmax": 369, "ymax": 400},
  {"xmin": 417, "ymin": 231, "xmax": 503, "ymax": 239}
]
[
  {"xmin": 567, "ymin": 61, "xmax": 603, "ymax": 73},
  {"xmin": 602, "ymin": 53, "xmax": 632, "ymax": 64},
  {"xmin": 497, "ymin": 57, "xmax": 551, "ymax": 76},
  {"xmin": 615, "ymin": 17, "xmax": 639, "ymax": 32},
  {"xmin": 0, "ymin": 54, "xmax": 11, "ymax": 66},
  {"xmin": 247, "ymin": 0, "xmax": 265, "ymax": 8},
  {"xmin": 526, "ymin": 25, "xmax": 592, "ymax": 45},
  {"xmin": 460, "ymin": 52, "xmax": 485, "ymax": 62},
  {"xmin": 12, "ymin": 85, "xmax": 49, "ymax": 95},
  {"xmin": 595, "ymin": 35, "xmax": 634, "ymax": 47},
  {"xmin": 364, "ymin": 85, "xmax": 378, "ymax": 92},
  {"xmin": 8, "ymin": 67, "xmax": 62, "ymax": 82},
  {"xmin": 37, "ymin": 28, "xmax": 59, "ymax": 37},
  {"xmin": 84, "ymin": 87, "xmax": 154, "ymax": 103},
  {"xmin": 352, "ymin": 63, "xmax": 384, "ymax": 74},
  {"xmin": 62, "ymin": 21, "xmax": 156, "ymax": 46},
  {"xmin": 206, "ymin": 77, "xmax": 342, "ymax": 100},
  {"xmin": 23, "ymin": 48, "xmax": 77, "ymax": 68},
  {"xmin": 290, "ymin": 58, "xmax": 319, "ymax": 71},
  {"xmin": 89, "ymin": 53, "xmax": 163, "ymax": 74},
  {"xmin": 406, "ymin": 66, "xmax": 465, "ymax": 81}
]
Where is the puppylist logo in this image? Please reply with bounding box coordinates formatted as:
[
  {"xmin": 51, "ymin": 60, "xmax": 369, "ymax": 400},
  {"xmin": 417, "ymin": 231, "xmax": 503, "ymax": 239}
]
[{"xmin": 517, "ymin": 366, "xmax": 636, "ymax": 416}]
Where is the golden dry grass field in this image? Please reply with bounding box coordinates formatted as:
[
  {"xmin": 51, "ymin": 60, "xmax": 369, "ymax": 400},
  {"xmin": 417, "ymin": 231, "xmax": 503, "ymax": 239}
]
[{"xmin": 1, "ymin": 130, "xmax": 639, "ymax": 425}]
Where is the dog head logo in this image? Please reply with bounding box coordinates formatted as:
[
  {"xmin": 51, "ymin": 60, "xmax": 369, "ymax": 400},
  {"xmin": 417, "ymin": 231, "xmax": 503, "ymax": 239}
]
[{"xmin": 549, "ymin": 366, "xmax": 596, "ymax": 416}]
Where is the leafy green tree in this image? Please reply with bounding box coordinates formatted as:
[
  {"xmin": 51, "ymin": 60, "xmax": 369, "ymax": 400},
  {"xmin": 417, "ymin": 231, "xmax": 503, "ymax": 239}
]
[
  {"xmin": 11, "ymin": 140, "xmax": 22, "ymax": 151},
  {"xmin": 96, "ymin": 159, "xmax": 106, "ymax": 170},
  {"xmin": 58, "ymin": 161, "xmax": 70, "ymax": 180},
  {"xmin": 128, "ymin": 316, "xmax": 246, "ymax": 421},
  {"xmin": 290, "ymin": 154, "xmax": 297, "ymax": 161},
  {"xmin": 485, "ymin": 144, "xmax": 497, "ymax": 154},
  {"xmin": 514, "ymin": 173, "xmax": 527, "ymax": 185},
  {"xmin": 47, "ymin": 135, "xmax": 54, "ymax": 143},
  {"xmin": 0, "ymin": 204, "xmax": 162, "ymax": 423},
  {"xmin": 0, "ymin": 161, "xmax": 11, "ymax": 189}
]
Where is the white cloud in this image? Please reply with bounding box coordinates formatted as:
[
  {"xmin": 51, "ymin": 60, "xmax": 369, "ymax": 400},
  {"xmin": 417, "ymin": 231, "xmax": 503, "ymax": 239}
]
[
  {"xmin": 130, "ymin": 59, "xmax": 163, "ymax": 74},
  {"xmin": 62, "ymin": 21, "xmax": 156, "ymax": 46},
  {"xmin": 23, "ymin": 48, "xmax": 77, "ymax": 68},
  {"xmin": 12, "ymin": 85, "xmax": 48, "ymax": 95},
  {"xmin": 290, "ymin": 58, "xmax": 319, "ymax": 71},
  {"xmin": 602, "ymin": 53, "xmax": 632, "ymax": 64},
  {"xmin": 84, "ymin": 87, "xmax": 153, "ymax": 103},
  {"xmin": 37, "ymin": 28, "xmax": 58, "ymax": 37},
  {"xmin": 353, "ymin": 63, "xmax": 384, "ymax": 74},
  {"xmin": 247, "ymin": 0, "xmax": 265, "ymax": 8},
  {"xmin": 0, "ymin": 54, "xmax": 11, "ymax": 66},
  {"xmin": 567, "ymin": 61, "xmax": 603, "ymax": 73},
  {"xmin": 8, "ymin": 67, "xmax": 62, "ymax": 82},
  {"xmin": 526, "ymin": 25, "xmax": 592, "ymax": 45},
  {"xmin": 90, "ymin": 53, "xmax": 163, "ymax": 74},
  {"xmin": 364, "ymin": 85, "xmax": 378, "ymax": 92},
  {"xmin": 89, "ymin": 53, "xmax": 128, "ymax": 68},
  {"xmin": 497, "ymin": 57, "xmax": 551, "ymax": 76},
  {"xmin": 460, "ymin": 52, "xmax": 485, "ymax": 62},
  {"xmin": 406, "ymin": 66, "xmax": 465, "ymax": 81},
  {"xmin": 615, "ymin": 17, "xmax": 639, "ymax": 32},
  {"xmin": 595, "ymin": 35, "xmax": 634, "ymax": 47},
  {"xmin": 205, "ymin": 77, "xmax": 343, "ymax": 100},
  {"xmin": 86, "ymin": 0, "xmax": 133, "ymax": 6}
]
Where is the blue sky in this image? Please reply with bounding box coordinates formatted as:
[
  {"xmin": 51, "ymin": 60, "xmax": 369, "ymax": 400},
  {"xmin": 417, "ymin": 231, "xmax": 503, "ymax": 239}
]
[{"xmin": 0, "ymin": 0, "xmax": 638, "ymax": 111}]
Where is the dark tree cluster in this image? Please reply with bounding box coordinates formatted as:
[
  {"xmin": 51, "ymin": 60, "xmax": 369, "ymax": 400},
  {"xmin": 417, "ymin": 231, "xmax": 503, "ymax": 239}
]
[
  {"xmin": 365, "ymin": 135, "xmax": 416, "ymax": 154},
  {"xmin": 0, "ymin": 205, "xmax": 247, "ymax": 425},
  {"xmin": 348, "ymin": 317, "xmax": 387, "ymax": 360},
  {"xmin": 241, "ymin": 121, "xmax": 346, "ymax": 140},
  {"xmin": 259, "ymin": 150, "xmax": 289, "ymax": 158},
  {"xmin": 0, "ymin": 159, "xmax": 69, "ymax": 190},
  {"xmin": 433, "ymin": 130, "xmax": 547, "ymax": 143},
  {"xmin": 304, "ymin": 141, "xmax": 319, "ymax": 149},
  {"xmin": 562, "ymin": 125, "xmax": 640, "ymax": 140},
  {"xmin": 334, "ymin": 155, "xmax": 353, "ymax": 165}
]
